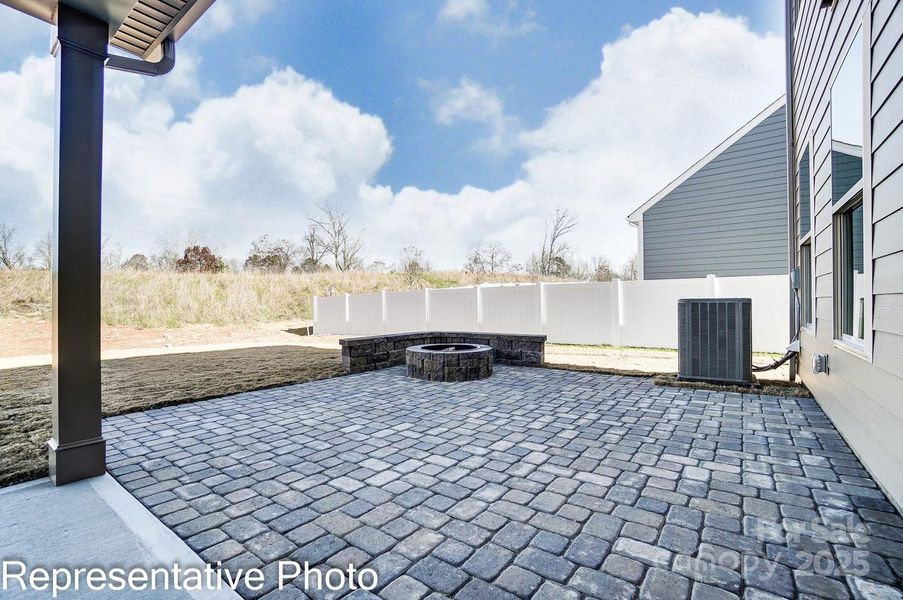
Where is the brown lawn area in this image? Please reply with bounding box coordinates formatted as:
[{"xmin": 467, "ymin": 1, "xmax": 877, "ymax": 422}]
[
  {"xmin": 0, "ymin": 345, "xmax": 343, "ymax": 488},
  {"xmin": 0, "ymin": 316, "xmax": 797, "ymax": 488}
]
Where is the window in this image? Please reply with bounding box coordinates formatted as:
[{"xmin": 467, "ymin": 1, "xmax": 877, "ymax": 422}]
[
  {"xmin": 798, "ymin": 146, "xmax": 813, "ymax": 330},
  {"xmin": 800, "ymin": 241, "xmax": 813, "ymax": 327},
  {"xmin": 838, "ymin": 202, "xmax": 865, "ymax": 341},
  {"xmin": 830, "ymin": 25, "xmax": 869, "ymax": 352},
  {"xmin": 799, "ymin": 148, "xmax": 811, "ymax": 237},
  {"xmin": 831, "ymin": 28, "xmax": 864, "ymax": 205}
]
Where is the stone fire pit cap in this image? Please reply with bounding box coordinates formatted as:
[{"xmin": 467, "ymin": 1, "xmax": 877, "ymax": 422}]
[{"xmin": 407, "ymin": 343, "xmax": 491, "ymax": 354}]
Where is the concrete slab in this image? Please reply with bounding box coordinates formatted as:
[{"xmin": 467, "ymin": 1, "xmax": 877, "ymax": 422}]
[{"xmin": 0, "ymin": 475, "xmax": 240, "ymax": 599}]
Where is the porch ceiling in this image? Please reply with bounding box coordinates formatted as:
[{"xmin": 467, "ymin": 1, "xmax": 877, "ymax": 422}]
[{"xmin": 0, "ymin": 0, "xmax": 215, "ymax": 58}]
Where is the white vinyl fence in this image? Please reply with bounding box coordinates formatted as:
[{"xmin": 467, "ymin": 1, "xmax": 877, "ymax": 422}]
[{"xmin": 314, "ymin": 274, "xmax": 790, "ymax": 352}]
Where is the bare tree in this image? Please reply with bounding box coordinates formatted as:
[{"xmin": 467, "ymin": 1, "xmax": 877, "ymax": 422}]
[
  {"xmin": 0, "ymin": 223, "xmax": 28, "ymax": 269},
  {"xmin": 368, "ymin": 260, "xmax": 389, "ymax": 273},
  {"xmin": 619, "ymin": 253, "xmax": 639, "ymax": 281},
  {"xmin": 397, "ymin": 246, "xmax": 430, "ymax": 289},
  {"xmin": 309, "ymin": 202, "xmax": 364, "ymax": 271},
  {"xmin": 297, "ymin": 224, "xmax": 328, "ymax": 272},
  {"xmin": 464, "ymin": 240, "xmax": 512, "ymax": 277},
  {"xmin": 101, "ymin": 235, "xmax": 123, "ymax": 270},
  {"xmin": 244, "ymin": 235, "xmax": 298, "ymax": 273},
  {"xmin": 33, "ymin": 231, "xmax": 52, "ymax": 270},
  {"xmin": 530, "ymin": 207, "xmax": 578, "ymax": 277},
  {"xmin": 152, "ymin": 230, "xmax": 202, "ymax": 270},
  {"xmin": 591, "ymin": 255, "xmax": 616, "ymax": 282}
]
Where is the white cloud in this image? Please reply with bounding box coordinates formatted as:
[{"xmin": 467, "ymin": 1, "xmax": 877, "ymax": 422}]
[
  {"xmin": 0, "ymin": 58, "xmax": 391, "ymax": 257},
  {"xmin": 194, "ymin": 0, "xmax": 275, "ymax": 40},
  {"xmin": 0, "ymin": 8, "xmax": 783, "ymax": 270},
  {"xmin": 430, "ymin": 77, "xmax": 518, "ymax": 155},
  {"xmin": 359, "ymin": 8, "xmax": 784, "ymax": 268},
  {"xmin": 438, "ymin": 0, "xmax": 539, "ymax": 40}
]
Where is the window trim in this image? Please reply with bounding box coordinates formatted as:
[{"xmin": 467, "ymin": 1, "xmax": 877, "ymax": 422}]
[
  {"xmin": 829, "ymin": 13, "xmax": 873, "ymax": 362},
  {"xmin": 800, "ymin": 239, "xmax": 814, "ymax": 332},
  {"xmin": 798, "ymin": 134, "xmax": 816, "ymax": 335}
]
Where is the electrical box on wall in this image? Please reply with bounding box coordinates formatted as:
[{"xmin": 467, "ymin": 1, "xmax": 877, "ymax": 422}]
[
  {"xmin": 812, "ymin": 353, "xmax": 829, "ymax": 374},
  {"xmin": 790, "ymin": 267, "xmax": 801, "ymax": 290}
]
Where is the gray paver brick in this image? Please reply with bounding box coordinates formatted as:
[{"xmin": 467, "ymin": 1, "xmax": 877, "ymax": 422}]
[
  {"xmin": 462, "ymin": 543, "xmax": 513, "ymax": 580},
  {"xmin": 569, "ymin": 566, "xmax": 636, "ymax": 600},
  {"xmin": 245, "ymin": 531, "xmax": 296, "ymax": 562},
  {"xmin": 431, "ymin": 539, "xmax": 474, "ymax": 565},
  {"xmin": 583, "ymin": 513, "xmax": 624, "ymax": 541},
  {"xmin": 563, "ymin": 534, "xmax": 611, "ymax": 568},
  {"xmin": 513, "ymin": 547, "xmax": 576, "ymax": 582},
  {"xmin": 346, "ymin": 525, "xmax": 396, "ymax": 555},
  {"xmin": 380, "ymin": 575, "xmax": 429, "ymax": 600},
  {"xmin": 494, "ymin": 565, "xmax": 542, "ymax": 598},
  {"xmin": 396, "ymin": 529, "xmax": 445, "ymax": 560},
  {"xmin": 602, "ymin": 553, "xmax": 646, "ymax": 583},
  {"xmin": 530, "ymin": 531, "xmax": 569, "ymax": 554},
  {"xmin": 639, "ymin": 567, "xmax": 691, "ymax": 600},
  {"xmin": 408, "ymin": 556, "xmax": 468, "ymax": 595},
  {"xmin": 660, "ymin": 524, "xmax": 701, "ymax": 554},
  {"xmin": 533, "ymin": 581, "xmax": 580, "ymax": 600},
  {"xmin": 103, "ymin": 365, "xmax": 903, "ymax": 600},
  {"xmin": 613, "ymin": 537, "xmax": 673, "ymax": 569},
  {"xmin": 454, "ymin": 579, "xmax": 519, "ymax": 600}
]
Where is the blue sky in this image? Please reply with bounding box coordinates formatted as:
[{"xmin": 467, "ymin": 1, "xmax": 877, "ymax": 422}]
[
  {"xmin": 196, "ymin": 0, "xmax": 783, "ymax": 193},
  {"xmin": 0, "ymin": 0, "xmax": 785, "ymax": 268}
]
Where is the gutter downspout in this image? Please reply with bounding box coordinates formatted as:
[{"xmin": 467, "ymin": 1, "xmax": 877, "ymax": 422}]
[
  {"xmin": 105, "ymin": 36, "xmax": 175, "ymax": 77},
  {"xmin": 784, "ymin": 0, "xmax": 797, "ymax": 382}
]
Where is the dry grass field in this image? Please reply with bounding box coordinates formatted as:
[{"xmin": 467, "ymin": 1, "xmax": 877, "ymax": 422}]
[
  {"xmin": 0, "ymin": 345, "xmax": 343, "ymax": 487},
  {"xmin": 0, "ymin": 269, "xmax": 544, "ymax": 328}
]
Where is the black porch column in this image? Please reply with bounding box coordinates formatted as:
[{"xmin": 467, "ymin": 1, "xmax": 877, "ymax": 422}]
[{"xmin": 48, "ymin": 3, "xmax": 107, "ymax": 485}]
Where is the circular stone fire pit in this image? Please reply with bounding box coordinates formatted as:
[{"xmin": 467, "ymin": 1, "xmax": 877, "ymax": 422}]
[{"xmin": 406, "ymin": 343, "xmax": 493, "ymax": 382}]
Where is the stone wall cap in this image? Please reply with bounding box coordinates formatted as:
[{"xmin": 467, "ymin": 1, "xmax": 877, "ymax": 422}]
[{"xmin": 339, "ymin": 331, "xmax": 547, "ymax": 345}]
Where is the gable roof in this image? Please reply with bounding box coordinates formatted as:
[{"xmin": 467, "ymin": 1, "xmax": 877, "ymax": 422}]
[{"xmin": 627, "ymin": 95, "xmax": 786, "ymax": 225}]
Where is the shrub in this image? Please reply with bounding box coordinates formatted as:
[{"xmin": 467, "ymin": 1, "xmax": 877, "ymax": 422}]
[
  {"xmin": 122, "ymin": 253, "xmax": 150, "ymax": 271},
  {"xmin": 175, "ymin": 246, "xmax": 225, "ymax": 273}
]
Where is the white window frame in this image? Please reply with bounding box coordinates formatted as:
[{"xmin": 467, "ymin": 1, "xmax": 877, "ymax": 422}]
[
  {"xmin": 798, "ymin": 133, "xmax": 816, "ymax": 335},
  {"xmin": 829, "ymin": 15, "xmax": 873, "ymax": 362}
]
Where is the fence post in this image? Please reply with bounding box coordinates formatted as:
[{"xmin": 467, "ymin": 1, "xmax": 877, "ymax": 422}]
[
  {"xmin": 381, "ymin": 290, "xmax": 388, "ymax": 334},
  {"xmin": 344, "ymin": 293, "xmax": 351, "ymax": 328},
  {"xmin": 611, "ymin": 279, "xmax": 622, "ymax": 347},
  {"xmin": 476, "ymin": 284, "xmax": 483, "ymax": 332},
  {"xmin": 424, "ymin": 288, "xmax": 431, "ymax": 330},
  {"xmin": 539, "ymin": 282, "xmax": 547, "ymax": 334},
  {"xmin": 706, "ymin": 274, "xmax": 717, "ymax": 298},
  {"xmin": 313, "ymin": 296, "xmax": 319, "ymax": 332}
]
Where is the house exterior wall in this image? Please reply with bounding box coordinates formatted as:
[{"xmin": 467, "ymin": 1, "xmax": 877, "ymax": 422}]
[
  {"xmin": 789, "ymin": 0, "xmax": 903, "ymax": 510},
  {"xmin": 641, "ymin": 106, "xmax": 788, "ymax": 280}
]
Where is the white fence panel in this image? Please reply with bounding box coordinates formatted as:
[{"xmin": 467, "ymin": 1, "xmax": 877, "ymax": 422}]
[
  {"xmin": 543, "ymin": 282, "xmax": 615, "ymax": 345},
  {"xmin": 385, "ymin": 290, "xmax": 427, "ymax": 334},
  {"xmin": 480, "ymin": 284, "xmax": 542, "ymax": 334},
  {"xmin": 314, "ymin": 274, "xmax": 789, "ymax": 352},
  {"xmin": 715, "ymin": 274, "xmax": 788, "ymax": 353},
  {"xmin": 428, "ymin": 287, "xmax": 478, "ymax": 331},
  {"xmin": 620, "ymin": 278, "xmax": 708, "ymax": 349},
  {"xmin": 313, "ymin": 295, "xmax": 346, "ymax": 335},
  {"xmin": 346, "ymin": 292, "xmax": 383, "ymax": 336}
]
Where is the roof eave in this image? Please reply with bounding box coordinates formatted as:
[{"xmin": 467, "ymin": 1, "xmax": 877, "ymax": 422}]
[{"xmin": 624, "ymin": 95, "xmax": 787, "ymax": 224}]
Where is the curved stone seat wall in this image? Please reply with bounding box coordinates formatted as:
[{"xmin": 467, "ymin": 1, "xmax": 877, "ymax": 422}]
[{"xmin": 339, "ymin": 331, "xmax": 546, "ymax": 374}]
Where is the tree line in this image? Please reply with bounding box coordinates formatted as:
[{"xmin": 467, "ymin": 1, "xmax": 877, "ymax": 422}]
[{"xmin": 0, "ymin": 204, "xmax": 637, "ymax": 281}]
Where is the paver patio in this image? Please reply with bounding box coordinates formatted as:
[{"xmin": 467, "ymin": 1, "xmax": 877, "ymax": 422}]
[{"xmin": 104, "ymin": 366, "xmax": 903, "ymax": 599}]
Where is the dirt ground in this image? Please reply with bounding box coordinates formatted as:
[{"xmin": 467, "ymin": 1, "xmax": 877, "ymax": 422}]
[
  {"xmin": 542, "ymin": 344, "xmax": 793, "ymax": 383},
  {"xmin": 0, "ymin": 317, "xmax": 798, "ymax": 487},
  {"xmin": 0, "ymin": 345, "xmax": 343, "ymax": 487},
  {"xmin": 0, "ymin": 317, "xmax": 792, "ymax": 381},
  {"xmin": 0, "ymin": 317, "xmax": 318, "ymax": 358}
]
